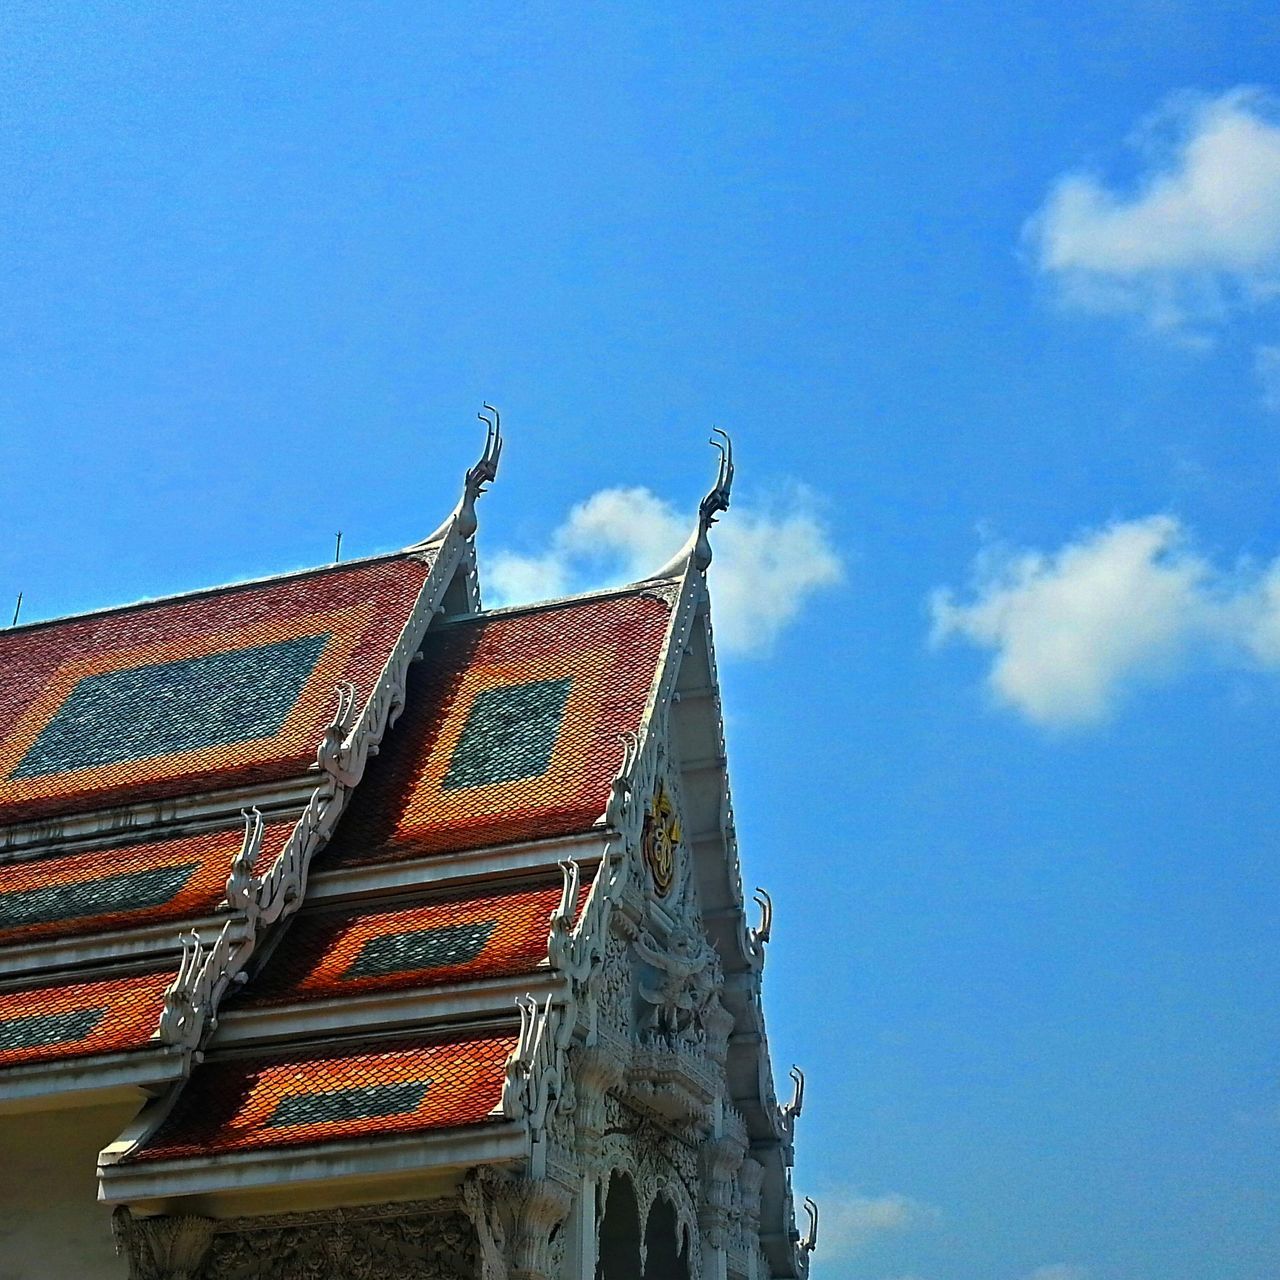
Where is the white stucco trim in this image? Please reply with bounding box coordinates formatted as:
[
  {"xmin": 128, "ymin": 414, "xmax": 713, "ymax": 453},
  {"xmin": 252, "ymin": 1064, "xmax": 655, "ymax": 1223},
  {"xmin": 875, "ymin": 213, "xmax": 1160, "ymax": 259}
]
[
  {"xmin": 211, "ymin": 973, "xmax": 558, "ymax": 1048},
  {"xmin": 305, "ymin": 832, "xmax": 609, "ymax": 904},
  {"xmin": 98, "ymin": 1121, "xmax": 525, "ymax": 1204},
  {"xmin": 0, "ymin": 1046, "xmax": 189, "ymax": 1110}
]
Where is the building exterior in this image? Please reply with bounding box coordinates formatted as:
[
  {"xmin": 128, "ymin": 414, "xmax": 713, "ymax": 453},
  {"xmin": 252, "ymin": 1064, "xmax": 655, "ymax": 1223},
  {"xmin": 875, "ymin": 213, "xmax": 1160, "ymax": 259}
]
[{"xmin": 0, "ymin": 415, "xmax": 816, "ymax": 1279}]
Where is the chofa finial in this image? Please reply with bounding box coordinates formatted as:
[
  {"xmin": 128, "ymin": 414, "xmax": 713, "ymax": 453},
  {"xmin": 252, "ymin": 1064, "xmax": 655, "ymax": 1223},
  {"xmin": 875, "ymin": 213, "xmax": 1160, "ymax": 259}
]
[
  {"xmin": 469, "ymin": 403, "xmax": 503, "ymax": 498},
  {"xmin": 649, "ymin": 427, "xmax": 736, "ymax": 579},
  {"xmin": 693, "ymin": 427, "xmax": 733, "ymax": 571},
  {"xmin": 456, "ymin": 403, "xmax": 503, "ymax": 538},
  {"xmin": 413, "ymin": 403, "xmax": 504, "ymax": 548}
]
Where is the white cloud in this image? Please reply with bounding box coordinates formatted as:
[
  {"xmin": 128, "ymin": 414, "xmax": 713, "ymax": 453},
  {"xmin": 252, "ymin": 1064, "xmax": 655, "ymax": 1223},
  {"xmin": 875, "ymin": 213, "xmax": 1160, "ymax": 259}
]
[
  {"xmin": 1023, "ymin": 1267, "xmax": 1090, "ymax": 1280},
  {"xmin": 487, "ymin": 485, "xmax": 841, "ymax": 657},
  {"xmin": 816, "ymin": 1190, "xmax": 939, "ymax": 1262},
  {"xmin": 931, "ymin": 515, "xmax": 1280, "ymax": 727},
  {"xmin": 1025, "ymin": 87, "xmax": 1280, "ymax": 333}
]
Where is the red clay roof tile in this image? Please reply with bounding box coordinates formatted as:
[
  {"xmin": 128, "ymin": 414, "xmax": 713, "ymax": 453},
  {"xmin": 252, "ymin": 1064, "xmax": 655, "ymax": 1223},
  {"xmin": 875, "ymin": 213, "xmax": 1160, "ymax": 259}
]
[
  {"xmin": 320, "ymin": 589, "xmax": 672, "ymax": 867},
  {"xmin": 0, "ymin": 820, "xmax": 294, "ymax": 947},
  {"xmin": 0, "ymin": 967, "xmax": 174, "ymax": 1068},
  {"xmin": 0, "ymin": 555, "xmax": 432, "ymax": 826},
  {"xmin": 240, "ymin": 877, "xmax": 593, "ymax": 1005},
  {"xmin": 128, "ymin": 1031, "xmax": 515, "ymax": 1161}
]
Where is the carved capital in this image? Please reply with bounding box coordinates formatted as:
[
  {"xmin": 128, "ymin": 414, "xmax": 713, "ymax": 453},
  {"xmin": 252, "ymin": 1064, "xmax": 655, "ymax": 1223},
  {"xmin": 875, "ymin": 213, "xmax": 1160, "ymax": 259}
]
[
  {"xmin": 509, "ymin": 1177, "xmax": 573, "ymax": 1280},
  {"xmin": 462, "ymin": 1169, "xmax": 571, "ymax": 1280},
  {"xmin": 698, "ymin": 1130, "xmax": 747, "ymax": 1249},
  {"xmin": 112, "ymin": 1207, "xmax": 214, "ymax": 1280},
  {"xmin": 573, "ymin": 1041, "xmax": 626, "ymax": 1156},
  {"xmin": 738, "ymin": 1156, "xmax": 766, "ymax": 1233}
]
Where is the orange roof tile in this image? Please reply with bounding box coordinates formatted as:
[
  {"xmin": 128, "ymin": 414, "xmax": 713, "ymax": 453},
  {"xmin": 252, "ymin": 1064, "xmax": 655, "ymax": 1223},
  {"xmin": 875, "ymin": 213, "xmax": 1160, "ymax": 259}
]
[
  {"xmin": 320, "ymin": 588, "xmax": 672, "ymax": 867},
  {"xmin": 0, "ymin": 968, "xmax": 173, "ymax": 1068},
  {"xmin": 0, "ymin": 555, "xmax": 432, "ymax": 826},
  {"xmin": 0, "ymin": 820, "xmax": 294, "ymax": 947},
  {"xmin": 240, "ymin": 877, "xmax": 593, "ymax": 1005},
  {"xmin": 128, "ymin": 1031, "xmax": 516, "ymax": 1161}
]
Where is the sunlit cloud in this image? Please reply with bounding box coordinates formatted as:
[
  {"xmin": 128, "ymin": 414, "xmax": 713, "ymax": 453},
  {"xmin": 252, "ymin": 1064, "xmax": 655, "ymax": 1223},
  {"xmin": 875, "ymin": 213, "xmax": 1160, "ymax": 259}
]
[
  {"xmin": 1025, "ymin": 87, "xmax": 1280, "ymax": 335},
  {"xmin": 931, "ymin": 515, "xmax": 1280, "ymax": 726},
  {"xmin": 487, "ymin": 484, "xmax": 841, "ymax": 657},
  {"xmin": 815, "ymin": 1190, "xmax": 939, "ymax": 1262}
]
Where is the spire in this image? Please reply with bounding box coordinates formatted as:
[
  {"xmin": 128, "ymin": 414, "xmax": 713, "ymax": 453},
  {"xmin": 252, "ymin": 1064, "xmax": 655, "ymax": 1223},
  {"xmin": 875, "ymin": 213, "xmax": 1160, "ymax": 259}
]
[
  {"xmin": 653, "ymin": 427, "xmax": 735, "ymax": 578},
  {"xmin": 413, "ymin": 403, "xmax": 504, "ymax": 548}
]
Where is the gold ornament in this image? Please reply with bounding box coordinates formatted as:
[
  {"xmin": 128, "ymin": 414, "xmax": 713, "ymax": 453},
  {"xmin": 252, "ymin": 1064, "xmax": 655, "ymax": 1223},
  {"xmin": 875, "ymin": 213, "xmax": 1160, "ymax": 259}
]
[{"xmin": 642, "ymin": 780, "xmax": 681, "ymax": 896}]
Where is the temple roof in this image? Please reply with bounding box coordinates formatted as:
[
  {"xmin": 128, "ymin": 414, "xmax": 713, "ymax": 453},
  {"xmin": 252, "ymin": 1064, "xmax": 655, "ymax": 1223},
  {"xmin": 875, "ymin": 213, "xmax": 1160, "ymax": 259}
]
[
  {"xmin": 0, "ymin": 426, "xmax": 813, "ymax": 1275},
  {"xmin": 0, "ymin": 968, "xmax": 174, "ymax": 1068},
  {"xmin": 125, "ymin": 1030, "xmax": 516, "ymax": 1162},
  {"xmin": 239, "ymin": 876, "xmax": 592, "ymax": 1006},
  {"xmin": 0, "ymin": 552, "xmax": 434, "ymax": 826},
  {"xmin": 319, "ymin": 586, "xmax": 675, "ymax": 867},
  {"xmin": 0, "ymin": 820, "xmax": 292, "ymax": 947}
]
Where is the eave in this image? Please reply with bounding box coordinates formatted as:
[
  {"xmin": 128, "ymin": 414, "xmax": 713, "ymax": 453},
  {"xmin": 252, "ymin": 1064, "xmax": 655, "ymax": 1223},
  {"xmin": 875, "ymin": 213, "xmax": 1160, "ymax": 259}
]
[
  {"xmin": 98, "ymin": 1120, "xmax": 526, "ymax": 1209},
  {"xmin": 304, "ymin": 830, "xmax": 609, "ymax": 905},
  {"xmin": 212, "ymin": 971, "xmax": 561, "ymax": 1050},
  {"xmin": 0, "ymin": 1044, "xmax": 189, "ymax": 1113}
]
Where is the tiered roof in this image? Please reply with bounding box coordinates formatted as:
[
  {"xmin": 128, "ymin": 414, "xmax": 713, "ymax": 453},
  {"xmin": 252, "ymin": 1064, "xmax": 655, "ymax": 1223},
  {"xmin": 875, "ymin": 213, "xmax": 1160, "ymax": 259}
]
[{"xmin": 0, "ymin": 423, "xmax": 814, "ymax": 1275}]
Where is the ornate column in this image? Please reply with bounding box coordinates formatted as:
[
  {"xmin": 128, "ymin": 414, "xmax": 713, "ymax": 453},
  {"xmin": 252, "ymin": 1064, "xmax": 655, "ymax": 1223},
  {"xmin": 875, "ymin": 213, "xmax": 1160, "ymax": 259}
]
[
  {"xmin": 698, "ymin": 1123, "xmax": 746, "ymax": 1280},
  {"xmin": 509, "ymin": 1178, "xmax": 573, "ymax": 1280}
]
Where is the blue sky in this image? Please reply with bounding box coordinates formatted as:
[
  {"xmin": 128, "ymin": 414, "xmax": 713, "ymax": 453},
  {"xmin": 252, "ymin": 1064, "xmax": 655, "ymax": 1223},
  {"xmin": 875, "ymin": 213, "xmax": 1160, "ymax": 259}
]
[{"xmin": 2, "ymin": 4, "xmax": 1279, "ymax": 1278}]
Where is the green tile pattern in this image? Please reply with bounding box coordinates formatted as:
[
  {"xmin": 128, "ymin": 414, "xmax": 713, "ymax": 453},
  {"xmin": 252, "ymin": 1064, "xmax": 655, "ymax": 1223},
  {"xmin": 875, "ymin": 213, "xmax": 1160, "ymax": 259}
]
[
  {"xmin": 266, "ymin": 1080, "xmax": 431, "ymax": 1128},
  {"xmin": 0, "ymin": 1007, "xmax": 104, "ymax": 1053},
  {"xmin": 0, "ymin": 863, "xmax": 199, "ymax": 930},
  {"xmin": 12, "ymin": 634, "xmax": 330, "ymax": 779},
  {"xmin": 442, "ymin": 678, "xmax": 571, "ymax": 790},
  {"xmin": 343, "ymin": 919, "xmax": 498, "ymax": 979}
]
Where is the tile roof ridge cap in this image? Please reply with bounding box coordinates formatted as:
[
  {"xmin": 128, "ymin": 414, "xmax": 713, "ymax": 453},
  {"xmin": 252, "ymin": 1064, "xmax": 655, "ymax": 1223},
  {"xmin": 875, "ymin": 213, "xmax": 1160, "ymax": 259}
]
[
  {"xmin": 439, "ymin": 574, "xmax": 683, "ymax": 625},
  {"xmin": 1, "ymin": 548, "xmax": 431, "ymax": 639}
]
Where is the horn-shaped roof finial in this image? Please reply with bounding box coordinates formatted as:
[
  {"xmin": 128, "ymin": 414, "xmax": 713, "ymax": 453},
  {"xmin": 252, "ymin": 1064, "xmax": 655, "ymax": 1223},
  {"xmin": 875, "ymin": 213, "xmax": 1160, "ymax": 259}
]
[
  {"xmin": 649, "ymin": 427, "xmax": 735, "ymax": 579},
  {"xmin": 413, "ymin": 403, "xmax": 503, "ymax": 548},
  {"xmin": 455, "ymin": 403, "xmax": 503, "ymax": 539},
  {"xmin": 692, "ymin": 427, "xmax": 733, "ymax": 571}
]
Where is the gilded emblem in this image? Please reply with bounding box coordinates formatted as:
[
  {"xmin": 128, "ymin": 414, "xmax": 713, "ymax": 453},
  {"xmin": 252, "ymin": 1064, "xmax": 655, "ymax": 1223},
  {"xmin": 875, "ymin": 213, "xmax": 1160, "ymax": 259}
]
[{"xmin": 642, "ymin": 779, "xmax": 681, "ymax": 896}]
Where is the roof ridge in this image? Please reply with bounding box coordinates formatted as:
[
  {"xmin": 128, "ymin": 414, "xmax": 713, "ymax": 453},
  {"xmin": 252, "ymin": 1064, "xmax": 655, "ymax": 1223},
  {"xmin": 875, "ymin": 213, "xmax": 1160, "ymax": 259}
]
[
  {"xmin": 1, "ymin": 546, "xmax": 431, "ymax": 638},
  {"xmin": 441, "ymin": 574, "xmax": 682, "ymax": 626}
]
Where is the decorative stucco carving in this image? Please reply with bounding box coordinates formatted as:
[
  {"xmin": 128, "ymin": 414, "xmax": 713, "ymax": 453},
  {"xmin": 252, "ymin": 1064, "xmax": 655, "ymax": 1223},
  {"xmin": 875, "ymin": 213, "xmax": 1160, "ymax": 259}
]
[
  {"xmin": 461, "ymin": 1169, "xmax": 571, "ymax": 1280},
  {"xmin": 641, "ymin": 778, "xmax": 681, "ymax": 896},
  {"xmin": 631, "ymin": 923, "xmax": 717, "ymax": 1047},
  {"xmin": 112, "ymin": 1208, "xmax": 215, "ymax": 1280},
  {"xmin": 114, "ymin": 1201, "xmax": 478, "ymax": 1280}
]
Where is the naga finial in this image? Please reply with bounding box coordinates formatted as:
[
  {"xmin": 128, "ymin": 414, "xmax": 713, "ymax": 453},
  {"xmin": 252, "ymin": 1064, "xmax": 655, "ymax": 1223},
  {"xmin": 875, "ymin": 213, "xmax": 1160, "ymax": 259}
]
[
  {"xmin": 783, "ymin": 1065, "xmax": 806, "ymax": 1124},
  {"xmin": 692, "ymin": 427, "xmax": 733, "ymax": 571},
  {"xmin": 750, "ymin": 887, "xmax": 773, "ymax": 952},
  {"xmin": 412, "ymin": 403, "xmax": 505, "ymax": 549},
  {"xmin": 455, "ymin": 403, "xmax": 503, "ymax": 539},
  {"xmin": 801, "ymin": 1197, "xmax": 819, "ymax": 1255}
]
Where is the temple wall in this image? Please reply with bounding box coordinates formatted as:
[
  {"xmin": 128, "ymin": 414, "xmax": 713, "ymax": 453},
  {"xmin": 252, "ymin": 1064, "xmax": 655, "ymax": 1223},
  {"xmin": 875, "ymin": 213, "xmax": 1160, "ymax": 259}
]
[{"xmin": 0, "ymin": 1100, "xmax": 134, "ymax": 1280}]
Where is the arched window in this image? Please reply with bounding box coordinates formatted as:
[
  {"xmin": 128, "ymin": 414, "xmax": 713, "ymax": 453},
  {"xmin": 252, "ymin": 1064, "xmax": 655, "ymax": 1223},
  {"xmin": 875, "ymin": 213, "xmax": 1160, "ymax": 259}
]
[
  {"xmin": 643, "ymin": 1193, "xmax": 690, "ymax": 1280},
  {"xmin": 596, "ymin": 1172, "xmax": 642, "ymax": 1280}
]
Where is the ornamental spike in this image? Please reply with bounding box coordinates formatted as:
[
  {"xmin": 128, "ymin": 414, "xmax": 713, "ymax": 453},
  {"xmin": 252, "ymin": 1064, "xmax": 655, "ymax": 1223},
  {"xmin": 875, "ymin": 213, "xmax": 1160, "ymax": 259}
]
[
  {"xmin": 552, "ymin": 858, "xmax": 581, "ymax": 932},
  {"xmin": 784, "ymin": 1065, "xmax": 806, "ymax": 1123},
  {"xmin": 692, "ymin": 427, "xmax": 734, "ymax": 571},
  {"xmin": 801, "ymin": 1197, "xmax": 819, "ymax": 1255},
  {"xmin": 652, "ymin": 427, "xmax": 736, "ymax": 578},
  {"xmin": 455, "ymin": 402, "xmax": 503, "ymax": 540},
  {"xmin": 751, "ymin": 887, "xmax": 773, "ymax": 947},
  {"xmin": 413, "ymin": 403, "xmax": 505, "ymax": 548}
]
